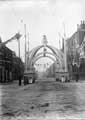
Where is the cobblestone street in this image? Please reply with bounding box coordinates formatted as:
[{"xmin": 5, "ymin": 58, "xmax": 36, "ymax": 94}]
[{"xmin": 0, "ymin": 79, "xmax": 85, "ymax": 119}]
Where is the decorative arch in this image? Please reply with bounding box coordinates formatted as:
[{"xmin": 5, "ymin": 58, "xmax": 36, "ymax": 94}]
[
  {"xmin": 33, "ymin": 55, "xmax": 56, "ymax": 65},
  {"xmin": 27, "ymin": 44, "xmax": 64, "ymax": 69},
  {"xmin": 32, "ymin": 52, "xmax": 61, "ymax": 67}
]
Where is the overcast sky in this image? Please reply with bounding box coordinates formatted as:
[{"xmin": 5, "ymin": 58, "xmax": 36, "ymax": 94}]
[{"xmin": 0, "ymin": 0, "xmax": 84, "ymax": 62}]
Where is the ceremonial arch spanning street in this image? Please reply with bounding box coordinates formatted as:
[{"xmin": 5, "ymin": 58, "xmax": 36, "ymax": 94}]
[
  {"xmin": 23, "ymin": 35, "xmax": 68, "ymax": 84},
  {"xmin": 26, "ymin": 35, "xmax": 65, "ymax": 72}
]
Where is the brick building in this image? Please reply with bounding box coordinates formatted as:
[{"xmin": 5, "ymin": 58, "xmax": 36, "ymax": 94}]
[
  {"xmin": 0, "ymin": 44, "xmax": 13, "ymax": 82},
  {"xmin": 0, "ymin": 43, "xmax": 24, "ymax": 83},
  {"xmin": 12, "ymin": 53, "xmax": 24, "ymax": 81}
]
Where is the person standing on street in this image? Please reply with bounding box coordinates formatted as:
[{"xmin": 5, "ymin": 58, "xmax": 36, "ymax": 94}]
[{"xmin": 19, "ymin": 74, "xmax": 22, "ymax": 86}]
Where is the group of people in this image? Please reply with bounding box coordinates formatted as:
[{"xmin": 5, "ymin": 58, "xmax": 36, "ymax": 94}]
[{"xmin": 18, "ymin": 74, "xmax": 35, "ymax": 86}]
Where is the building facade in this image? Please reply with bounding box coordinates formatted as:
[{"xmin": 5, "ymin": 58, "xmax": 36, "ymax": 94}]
[
  {"xmin": 46, "ymin": 21, "xmax": 85, "ymax": 79},
  {"xmin": 0, "ymin": 44, "xmax": 13, "ymax": 82},
  {"xmin": 66, "ymin": 21, "xmax": 85, "ymax": 75},
  {"xmin": 0, "ymin": 44, "xmax": 24, "ymax": 83}
]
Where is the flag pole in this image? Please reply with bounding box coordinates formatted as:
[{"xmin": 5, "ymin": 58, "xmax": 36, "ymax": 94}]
[
  {"xmin": 24, "ymin": 24, "xmax": 27, "ymax": 69},
  {"xmin": 18, "ymin": 38, "xmax": 20, "ymax": 58},
  {"xmin": 63, "ymin": 23, "xmax": 67, "ymax": 72},
  {"xmin": 28, "ymin": 33, "xmax": 29, "ymax": 60},
  {"xmin": 58, "ymin": 32, "xmax": 61, "ymax": 49}
]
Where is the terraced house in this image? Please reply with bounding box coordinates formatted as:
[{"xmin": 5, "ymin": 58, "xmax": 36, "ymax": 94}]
[{"xmin": 0, "ymin": 41, "xmax": 24, "ymax": 83}]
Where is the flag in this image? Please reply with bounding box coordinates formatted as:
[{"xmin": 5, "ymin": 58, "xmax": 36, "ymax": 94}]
[
  {"xmin": 3, "ymin": 32, "xmax": 22, "ymax": 45},
  {"xmin": 14, "ymin": 32, "xmax": 22, "ymax": 40}
]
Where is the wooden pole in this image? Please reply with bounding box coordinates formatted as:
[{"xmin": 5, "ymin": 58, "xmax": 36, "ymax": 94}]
[
  {"xmin": 18, "ymin": 38, "xmax": 20, "ymax": 58},
  {"xmin": 63, "ymin": 23, "xmax": 67, "ymax": 72},
  {"xmin": 24, "ymin": 24, "xmax": 27, "ymax": 66}
]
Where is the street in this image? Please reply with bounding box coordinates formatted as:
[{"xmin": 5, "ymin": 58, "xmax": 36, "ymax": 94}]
[{"xmin": 0, "ymin": 79, "xmax": 85, "ymax": 119}]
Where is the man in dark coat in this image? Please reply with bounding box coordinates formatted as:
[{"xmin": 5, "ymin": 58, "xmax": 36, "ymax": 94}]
[
  {"xmin": 19, "ymin": 74, "xmax": 22, "ymax": 86},
  {"xmin": 75, "ymin": 64, "xmax": 79, "ymax": 82},
  {"xmin": 18, "ymin": 69, "xmax": 23, "ymax": 86}
]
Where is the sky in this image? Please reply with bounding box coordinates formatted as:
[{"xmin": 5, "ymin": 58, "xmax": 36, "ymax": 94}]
[{"xmin": 0, "ymin": 0, "xmax": 84, "ymax": 63}]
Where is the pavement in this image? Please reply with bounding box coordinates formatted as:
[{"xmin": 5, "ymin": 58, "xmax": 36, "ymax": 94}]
[{"xmin": 0, "ymin": 79, "xmax": 85, "ymax": 120}]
